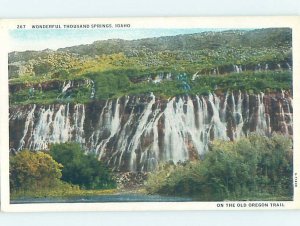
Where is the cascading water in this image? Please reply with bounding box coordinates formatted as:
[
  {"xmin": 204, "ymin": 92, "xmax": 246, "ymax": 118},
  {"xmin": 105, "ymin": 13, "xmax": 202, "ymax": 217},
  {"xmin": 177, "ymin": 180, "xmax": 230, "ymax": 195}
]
[
  {"xmin": 29, "ymin": 106, "xmax": 55, "ymax": 150},
  {"xmin": 10, "ymin": 91, "xmax": 293, "ymax": 172},
  {"xmin": 18, "ymin": 104, "xmax": 36, "ymax": 151},
  {"xmin": 127, "ymin": 93, "xmax": 156, "ymax": 171},
  {"xmin": 231, "ymin": 91, "xmax": 245, "ymax": 139},
  {"xmin": 62, "ymin": 81, "xmax": 72, "ymax": 93},
  {"xmin": 208, "ymin": 93, "xmax": 228, "ymax": 140},
  {"xmin": 74, "ymin": 104, "xmax": 86, "ymax": 144},
  {"xmin": 256, "ymin": 93, "xmax": 270, "ymax": 135},
  {"xmin": 97, "ymin": 98, "xmax": 121, "ymax": 160},
  {"xmin": 17, "ymin": 104, "xmax": 86, "ymax": 151}
]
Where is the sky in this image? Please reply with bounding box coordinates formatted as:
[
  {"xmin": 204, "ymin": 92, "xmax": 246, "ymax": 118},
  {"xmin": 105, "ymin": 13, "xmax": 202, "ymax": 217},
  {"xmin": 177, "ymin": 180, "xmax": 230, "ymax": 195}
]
[{"xmin": 9, "ymin": 28, "xmax": 229, "ymax": 52}]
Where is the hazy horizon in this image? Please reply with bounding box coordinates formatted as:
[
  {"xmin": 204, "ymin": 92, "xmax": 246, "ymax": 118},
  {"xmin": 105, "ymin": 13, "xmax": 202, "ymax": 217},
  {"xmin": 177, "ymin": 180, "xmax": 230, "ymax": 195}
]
[{"xmin": 9, "ymin": 28, "xmax": 238, "ymax": 52}]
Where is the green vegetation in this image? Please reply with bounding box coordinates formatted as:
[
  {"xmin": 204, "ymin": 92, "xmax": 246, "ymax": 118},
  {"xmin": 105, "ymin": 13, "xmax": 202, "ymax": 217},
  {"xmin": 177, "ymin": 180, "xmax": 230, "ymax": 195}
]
[
  {"xmin": 145, "ymin": 134, "xmax": 293, "ymax": 201},
  {"xmin": 9, "ymin": 28, "xmax": 294, "ymax": 201},
  {"xmin": 11, "ymin": 187, "xmax": 118, "ymax": 200},
  {"xmin": 10, "ymin": 144, "xmax": 116, "ymax": 198},
  {"xmin": 49, "ymin": 143, "xmax": 116, "ymax": 189},
  {"xmin": 190, "ymin": 70, "xmax": 292, "ymax": 95},
  {"xmin": 9, "ymin": 28, "xmax": 293, "ymax": 105},
  {"xmin": 10, "ymin": 150, "xmax": 63, "ymax": 192},
  {"xmin": 9, "ymin": 78, "xmax": 93, "ymax": 106},
  {"xmin": 10, "ymin": 70, "xmax": 292, "ymax": 105}
]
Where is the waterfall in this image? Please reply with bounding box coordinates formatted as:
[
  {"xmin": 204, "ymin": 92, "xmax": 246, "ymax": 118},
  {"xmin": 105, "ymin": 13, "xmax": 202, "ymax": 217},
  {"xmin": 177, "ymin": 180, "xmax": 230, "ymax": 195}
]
[
  {"xmin": 147, "ymin": 109, "xmax": 163, "ymax": 170},
  {"xmin": 279, "ymin": 102, "xmax": 289, "ymax": 135},
  {"xmin": 286, "ymin": 98, "xmax": 293, "ymax": 125},
  {"xmin": 74, "ymin": 104, "xmax": 86, "ymax": 144},
  {"xmin": 208, "ymin": 93, "xmax": 228, "ymax": 140},
  {"xmin": 18, "ymin": 104, "xmax": 85, "ymax": 151},
  {"xmin": 116, "ymin": 96, "xmax": 136, "ymax": 169},
  {"xmin": 89, "ymin": 100, "xmax": 109, "ymax": 154},
  {"xmin": 29, "ymin": 106, "xmax": 54, "ymax": 150},
  {"xmin": 256, "ymin": 93, "xmax": 269, "ymax": 135},
  {"xmin": 195, "ymin": 96, "xmax": 210, "ymax": 154},
  {"xmin": 163, "ymin": 97, "xmax": 189, "ymax": 163},
  {"xmin": 127, "ymin": 93, "xmax": 156, "ymax": 171},
  {"xmin": 90, "ymin": 80, "xmax": 95, "ymax": 99},
  {"xmin": 18, "ymin": 104, "xmax": 36, "ymax": 151},
  {"xmin": 62, "ymin": 81, "xmax": 72, "ymax": 93},
  {"xmin": 220, "ymin": 92, "xmax": 228, "ymax": 122},
  {"xmin": 232, "ymin": 91, "xmax": 244, "ymax": 139},
  {"xmin": 51, "ymin": 104, "xmax": 71, "ymax": 143},
  {"xmin": 279, "ymin": 92, "xmax": 293, "ymax": 136},
  {"xmin": 12, "ymin": 91, "xmax": 293, "ymax": 172},
  {"xmin": 98, "ymin": 98, "xmax": 121, "ymax": 160}
]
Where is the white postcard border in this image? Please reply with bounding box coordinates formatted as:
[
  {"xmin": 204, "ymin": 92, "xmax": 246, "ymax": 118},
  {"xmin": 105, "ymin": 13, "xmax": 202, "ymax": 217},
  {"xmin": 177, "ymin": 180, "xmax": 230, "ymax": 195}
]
[{"xmin": 1, "ymin": 16, "xmax": 299, "ymax": 212}]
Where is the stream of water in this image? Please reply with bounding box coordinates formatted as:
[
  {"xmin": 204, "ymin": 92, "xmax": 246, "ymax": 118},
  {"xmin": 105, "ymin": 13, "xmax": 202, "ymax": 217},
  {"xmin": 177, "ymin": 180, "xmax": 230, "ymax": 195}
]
[{"xmin": 11, "ymin": 193, "xmax": 193, "ymax": 204}]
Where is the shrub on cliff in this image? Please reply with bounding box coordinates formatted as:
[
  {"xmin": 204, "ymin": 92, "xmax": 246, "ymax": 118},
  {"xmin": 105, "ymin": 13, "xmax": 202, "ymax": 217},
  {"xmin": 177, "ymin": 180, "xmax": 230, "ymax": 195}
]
[
  {"xmin": 10, "ymin": 150, "xmax": 63, "ymax": 191},
  {"xmin": 49, "ymin": 143, "xmax": 116, "ymax": 189},
  {"xmin": 145, "ymin": 133, "xmax": 293, "ymax": 201}
]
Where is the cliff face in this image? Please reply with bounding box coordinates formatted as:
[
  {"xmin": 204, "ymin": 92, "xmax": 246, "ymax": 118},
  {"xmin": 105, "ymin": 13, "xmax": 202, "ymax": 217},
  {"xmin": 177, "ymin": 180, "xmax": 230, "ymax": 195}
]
[{"xmin": 9, "ymin": 91, "xmax": 293, "ymax": 172}]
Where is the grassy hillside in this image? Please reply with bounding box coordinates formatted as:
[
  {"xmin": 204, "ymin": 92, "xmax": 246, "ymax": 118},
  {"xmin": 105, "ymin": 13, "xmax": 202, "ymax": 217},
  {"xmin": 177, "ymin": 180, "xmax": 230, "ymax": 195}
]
[{"xmin": 8, "ymin": 28, "xmax": 293, "ymax": 105}]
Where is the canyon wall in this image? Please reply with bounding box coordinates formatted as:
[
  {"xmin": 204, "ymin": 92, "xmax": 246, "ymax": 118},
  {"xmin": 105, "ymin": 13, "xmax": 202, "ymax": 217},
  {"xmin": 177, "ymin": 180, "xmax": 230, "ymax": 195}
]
[{"xmin": 9, "ymin": 91, "xmax": 293, "ymax": 172}]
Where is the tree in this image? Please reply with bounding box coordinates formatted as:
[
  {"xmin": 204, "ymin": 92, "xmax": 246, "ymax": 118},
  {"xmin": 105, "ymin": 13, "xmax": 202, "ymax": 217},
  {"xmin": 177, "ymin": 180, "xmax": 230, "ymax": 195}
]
[
  {"xmin": 10, "ymin": 150, "xmax": 63, "ymax": 191},
  {"xmin": 49, "ymin": 143, "xmax": 116, "ymax": 189},
  {"xmin": 145, "ymin": 134, "xmax": 293, "ymax": 200}
]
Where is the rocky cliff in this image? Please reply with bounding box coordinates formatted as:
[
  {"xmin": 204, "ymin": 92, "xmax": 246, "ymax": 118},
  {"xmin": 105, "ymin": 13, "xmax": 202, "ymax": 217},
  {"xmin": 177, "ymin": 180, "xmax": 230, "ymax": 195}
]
[{"xmin": 9, "ymin": 90, "xmax": 293, "ymax": 172}]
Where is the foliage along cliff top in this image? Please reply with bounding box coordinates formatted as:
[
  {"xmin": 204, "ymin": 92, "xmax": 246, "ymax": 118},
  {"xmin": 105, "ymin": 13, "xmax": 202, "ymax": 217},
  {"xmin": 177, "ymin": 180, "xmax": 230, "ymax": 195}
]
[{"xmin": 8, "ymin": 28, "xmax": 293, "ymax": 105}]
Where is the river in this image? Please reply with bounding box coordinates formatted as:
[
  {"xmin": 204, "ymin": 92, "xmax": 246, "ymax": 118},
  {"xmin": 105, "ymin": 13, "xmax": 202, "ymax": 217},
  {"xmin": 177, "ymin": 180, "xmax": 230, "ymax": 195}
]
[{"xmin": 11, "ymin": 193, "xmax": 193, "ymax": 204}]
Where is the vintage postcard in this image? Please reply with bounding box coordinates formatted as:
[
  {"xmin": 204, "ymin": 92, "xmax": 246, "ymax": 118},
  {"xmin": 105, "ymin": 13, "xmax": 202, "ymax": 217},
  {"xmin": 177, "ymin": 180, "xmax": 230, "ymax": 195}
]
[{"xmin": 0, "ymin": 17, "xmax": 299, "ymax": 212}]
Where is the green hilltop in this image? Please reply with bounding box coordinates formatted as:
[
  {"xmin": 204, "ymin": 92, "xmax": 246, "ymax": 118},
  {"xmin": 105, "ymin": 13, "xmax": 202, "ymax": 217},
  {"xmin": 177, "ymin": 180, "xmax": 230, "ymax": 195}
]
[{"xmin": 9, "ymin": 28, "xmax": 293, "ymax": 105}]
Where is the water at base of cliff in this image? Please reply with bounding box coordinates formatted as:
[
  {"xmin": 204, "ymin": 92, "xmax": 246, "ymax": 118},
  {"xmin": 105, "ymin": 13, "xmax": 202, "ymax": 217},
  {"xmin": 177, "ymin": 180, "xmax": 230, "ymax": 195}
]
[{"xmin": 11, "ymin": 193, "xmax": 193, "ymax": 203}]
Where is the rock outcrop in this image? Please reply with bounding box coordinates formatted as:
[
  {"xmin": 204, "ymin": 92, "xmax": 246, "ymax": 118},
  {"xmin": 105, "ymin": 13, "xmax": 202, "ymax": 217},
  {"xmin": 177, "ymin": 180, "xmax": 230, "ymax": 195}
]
[{"xmin": 9, "ymin": 91, "xmax": 293, "ymax": 172}]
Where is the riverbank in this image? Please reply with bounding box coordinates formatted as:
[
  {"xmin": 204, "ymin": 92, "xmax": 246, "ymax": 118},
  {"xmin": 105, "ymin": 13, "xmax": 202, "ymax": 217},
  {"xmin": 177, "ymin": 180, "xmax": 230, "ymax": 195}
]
[
  {"xmin": 11, "ymin": 188, "xmax": 119, "ymax": 200},
  {"xmin": 10, "ymin": 186, "xmax": 193, "ymax": 204},
  {"xmin": 10, "ymin": 182, "xmax": 293, "ymax": 203},
  {"xmin": 11, "ymin": 171, "xmax": 149, "ymax": 201}
]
